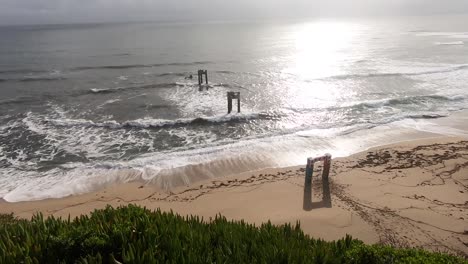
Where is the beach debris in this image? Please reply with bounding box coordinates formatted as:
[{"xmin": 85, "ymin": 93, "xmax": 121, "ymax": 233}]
[
  {"xmin": 227, "ymin": 92, "xmax": 241, "ymax": 114},
  {"xmin": 303, "ymin": 154, "xmax": 332, "ymax": 210}
]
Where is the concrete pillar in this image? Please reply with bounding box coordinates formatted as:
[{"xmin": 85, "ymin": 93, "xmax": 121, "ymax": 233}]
[
  {"xmin": 227, "ymin": 94, "xmax": 233, "ymax": 114},
  {"xmin": 198, "ymin": 70, "xmax": 202, "ymax": 86},
  {"xmin": 227, "ymin": 92, "xmax": 240, "ymax": 114},
  {"xmin": 303, "ymin": 159, "xmax": 313, "ymax": 210},
  {"xmin": 322, "ymin": 154, "xmax": 332, "ymax": 208}
]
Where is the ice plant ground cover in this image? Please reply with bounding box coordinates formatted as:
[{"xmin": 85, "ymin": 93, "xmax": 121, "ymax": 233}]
[{"xmin": 0, "ymin": 205, "xmax": 466, "ymax": 263}]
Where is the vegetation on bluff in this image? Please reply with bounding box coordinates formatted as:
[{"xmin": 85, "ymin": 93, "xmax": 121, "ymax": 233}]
[{"xmin": 0, "ymin": 205, "xmax": 465, "ymax": 263}]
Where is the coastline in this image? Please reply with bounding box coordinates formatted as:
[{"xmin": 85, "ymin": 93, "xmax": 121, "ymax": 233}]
[
  {"xmin": 4, "ymin": 109, "xmax": 468, "ymax": 203},
  {"xmin": 1, "ymin": 136, "xmax": 467, "ymax": 257}
]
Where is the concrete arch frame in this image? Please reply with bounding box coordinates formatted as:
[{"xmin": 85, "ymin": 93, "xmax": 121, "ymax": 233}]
[{"xmin": 303, "ymin": 154, "xmax": 332, "ymax": 210}]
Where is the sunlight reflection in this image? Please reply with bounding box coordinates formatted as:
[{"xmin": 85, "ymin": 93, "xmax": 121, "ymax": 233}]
[
  {"xmin": 286, "ymin": 21, "xmax": 360, "ymax": 80},
  {"xmin": 278, "ymin": 21, "xmax": 365, "ymax": 113}
]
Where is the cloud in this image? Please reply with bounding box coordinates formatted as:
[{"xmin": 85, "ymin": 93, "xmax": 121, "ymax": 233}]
[{"xmin": 0, "ymin": 0, "xmax": 467, "ymax": 25}]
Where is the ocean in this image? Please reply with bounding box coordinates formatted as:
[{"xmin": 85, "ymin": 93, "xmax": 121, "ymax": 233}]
[{"xmin": 1, "ymin": 15, "xmax": 468, "ymax": 202}]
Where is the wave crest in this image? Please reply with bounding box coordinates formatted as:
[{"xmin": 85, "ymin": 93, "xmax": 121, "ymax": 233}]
[
  {"xmin": 435, "ymin": 41, "xmax": 464, "ymax": 46},
  {"xmin": 46, "ymin": 113, "xmax": 266, "ymax": 129},
  {"xmin": 321, "ymin": 64, "xmax": 468, "ymax": 81},
  {"xmin": 348, "ymin": 95, "xmax": 465, "ymax": 110},
  {"xmin": 72, "ymin": 61, "xmax": 212, "ymax": 71}
]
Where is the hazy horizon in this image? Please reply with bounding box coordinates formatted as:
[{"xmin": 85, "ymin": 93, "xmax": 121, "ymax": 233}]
[{"xmin": 1, "ymin": 0, "xmax": 468, "ymax": 26}]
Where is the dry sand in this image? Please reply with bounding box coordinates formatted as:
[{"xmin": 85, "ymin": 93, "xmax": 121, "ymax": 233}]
[{"xmin": 1, "ymin": 137, "xmax": 467, "ymax": 257}]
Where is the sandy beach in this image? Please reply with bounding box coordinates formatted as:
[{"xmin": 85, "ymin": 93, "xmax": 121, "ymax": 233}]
[{"xmin": 1, "ymin": 136, "xmax": 467, "ymax": 257}]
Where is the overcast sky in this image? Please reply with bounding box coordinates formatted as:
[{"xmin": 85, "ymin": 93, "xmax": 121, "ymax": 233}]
[{"xmin": 1, "ymin": 0, "xmax": 468, "ymax": 25}]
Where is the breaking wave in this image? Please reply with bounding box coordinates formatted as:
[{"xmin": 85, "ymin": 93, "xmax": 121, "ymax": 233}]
[
  {"xmin": 0, "ymin": 73, "xmax": 65, "ymax": 83},
  {"xmin": 19, "ymin": 76, "xmax": 66, "ymax": 82},
  {"xmin": 88, "ymin": 83, "xmax": 183, "ymax": 94},
  {"xmin": 72, "ymin": 61, "xmax": 212, "ymax": 71},
  {"xmin": 407, "ymin": 114, "xmax": 447, "ymax": 119},
  {"xmin": 321, "ymin": 64, "xmax": 468, "ymax": 81},
  {"xmin": 435, "ymin": 41, "xmax": 464, "ymax": 46},
  {"xmin": 155, "ymin": 72, "xmax": 188, "ymax": 77},
  {"xmin": 45, "ymin": 113, "xmax": 267, "ymax": 129},
  {"xmin": 350, "ymin": 95, "xmax": 465, "ymax": 109},
  {"xmin": 0, "ymin": 69, "xmax": 50, "ymax": 75},
  {"xmin": 0, "ymin": 96, "xmax": 38, "ymax": 106},
  {"xmin": 88, "ymin": 82, "xmax": 234, "ymax": 94}
]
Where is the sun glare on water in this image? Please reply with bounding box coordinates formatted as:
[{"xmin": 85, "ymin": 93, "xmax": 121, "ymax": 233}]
[
  {"xmin": 287, "ymin": 21, "xmax": 360, "ymax": 80},
  {"xmin": 277, "ymin": 21, "xmax": 367, "ymax": 113}
]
